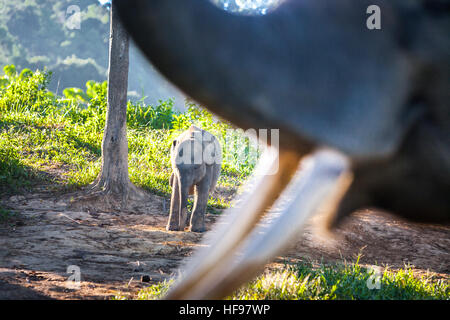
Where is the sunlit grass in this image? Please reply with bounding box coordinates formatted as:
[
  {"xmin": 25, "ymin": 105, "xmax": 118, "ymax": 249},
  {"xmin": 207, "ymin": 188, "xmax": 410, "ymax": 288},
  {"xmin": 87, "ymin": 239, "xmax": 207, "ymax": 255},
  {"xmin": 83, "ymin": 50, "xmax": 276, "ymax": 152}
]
[{"xmin": 125, "ymin": 258, "xmax": 449, "ymax": 300}]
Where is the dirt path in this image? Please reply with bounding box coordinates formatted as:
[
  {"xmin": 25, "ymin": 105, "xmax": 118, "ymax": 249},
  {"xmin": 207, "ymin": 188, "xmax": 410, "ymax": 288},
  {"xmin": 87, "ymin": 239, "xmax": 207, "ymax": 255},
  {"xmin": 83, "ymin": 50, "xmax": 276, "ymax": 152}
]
[{"xmin": 0, "ymin": 191, "xmax": 449, "ymax": 299}]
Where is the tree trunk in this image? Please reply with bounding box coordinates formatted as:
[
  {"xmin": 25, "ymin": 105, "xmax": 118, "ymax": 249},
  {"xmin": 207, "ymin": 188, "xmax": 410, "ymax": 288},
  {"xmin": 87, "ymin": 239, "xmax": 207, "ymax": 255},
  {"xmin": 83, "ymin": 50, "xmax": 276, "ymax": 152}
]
[
  {"xmin": 71, "ymin": 1, "xmax": 148, "ymax": 212},
  {"xmin": 98, "ymin": 1, "xmax": 131, "ymax": 194}
]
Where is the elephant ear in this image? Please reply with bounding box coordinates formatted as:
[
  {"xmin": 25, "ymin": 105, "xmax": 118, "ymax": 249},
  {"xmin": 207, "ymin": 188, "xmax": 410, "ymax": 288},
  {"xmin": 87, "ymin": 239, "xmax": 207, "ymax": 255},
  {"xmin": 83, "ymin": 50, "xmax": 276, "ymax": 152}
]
[{"xmin": 116, "ymin": 0, "xmax": 422, "ymax": 159}]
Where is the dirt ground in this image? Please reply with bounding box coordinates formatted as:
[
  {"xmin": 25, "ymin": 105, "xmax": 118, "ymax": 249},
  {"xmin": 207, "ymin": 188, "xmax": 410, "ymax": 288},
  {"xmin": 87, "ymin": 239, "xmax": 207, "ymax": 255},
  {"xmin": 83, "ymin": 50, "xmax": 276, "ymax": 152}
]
[{"xmin": 0, "ymin": 190, "xmax": 449, "ymax": 300}]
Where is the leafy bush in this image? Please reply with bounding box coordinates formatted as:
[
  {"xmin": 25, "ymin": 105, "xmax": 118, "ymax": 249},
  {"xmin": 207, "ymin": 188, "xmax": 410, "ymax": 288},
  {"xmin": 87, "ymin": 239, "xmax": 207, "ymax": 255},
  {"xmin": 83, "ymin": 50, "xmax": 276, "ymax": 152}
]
[
  {"xmin": 127, "ymin": 98, "xmax": 175, "ymax": 130},
  {"xmin": 0, "ymin": 64, "xmax": 55, "ymax": 114}
]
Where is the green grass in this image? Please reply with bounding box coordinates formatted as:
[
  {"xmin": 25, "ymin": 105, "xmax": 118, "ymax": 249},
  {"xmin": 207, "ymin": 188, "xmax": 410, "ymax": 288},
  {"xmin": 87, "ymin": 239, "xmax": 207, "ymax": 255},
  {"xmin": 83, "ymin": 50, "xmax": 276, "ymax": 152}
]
[
  {"xmin": 0, "ymin": 65, "xmax": 256, "ymax": 209},
  {"xmin": 123, "ymin": 258, "xmax": 449, "ymax": 300}
]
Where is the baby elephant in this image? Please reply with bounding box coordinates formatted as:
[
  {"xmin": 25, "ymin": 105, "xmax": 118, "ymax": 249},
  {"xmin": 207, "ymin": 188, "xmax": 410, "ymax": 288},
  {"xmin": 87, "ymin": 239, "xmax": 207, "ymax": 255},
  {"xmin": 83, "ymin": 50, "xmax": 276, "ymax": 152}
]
[{"xmin": 167, "ymin": 126, "xmax": 222, "ymax": 232}]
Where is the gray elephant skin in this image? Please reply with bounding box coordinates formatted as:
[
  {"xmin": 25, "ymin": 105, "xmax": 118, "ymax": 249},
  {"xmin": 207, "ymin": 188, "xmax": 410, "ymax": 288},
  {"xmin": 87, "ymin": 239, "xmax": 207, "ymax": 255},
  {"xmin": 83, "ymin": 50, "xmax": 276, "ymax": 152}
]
[{"xmin": 167, "ymin": 126, "xmax": 222, "ymax": 232}]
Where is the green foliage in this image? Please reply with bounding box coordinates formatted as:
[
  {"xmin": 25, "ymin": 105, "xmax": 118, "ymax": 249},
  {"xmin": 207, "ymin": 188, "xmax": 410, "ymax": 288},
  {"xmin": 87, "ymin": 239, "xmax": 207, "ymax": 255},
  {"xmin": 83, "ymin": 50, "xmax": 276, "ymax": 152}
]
[
  {"xmin": 172, "ymin": 101, "xmax": 219, "ymax": 131},
  {"xmin": 0, "ymin": 64, "xmax": 54, "ymax": 114},
  {"xmin": 131, "ymin": 258, "xmax": 449, "ymax": 300},
  {"xmin": 127, "ymin": 98, "xmax": 175, "ymax": 130},
  {"xmin": 3, "ymin": 64, "xmax": 16, "ymax": 77},
  {"xmin": 63, "ymin": 87, "xmax": 90, "ymax": 103},
  {"xmin": 0, "ymin": 0, "xmax": 184, "ymax": 107},
  {"xmin": 63, "ymin": 80, "xmax": 106, "ymax": 104},
  {"xmin": 0, "ymin": 0, "xmax": 109, "ymax": 91}
]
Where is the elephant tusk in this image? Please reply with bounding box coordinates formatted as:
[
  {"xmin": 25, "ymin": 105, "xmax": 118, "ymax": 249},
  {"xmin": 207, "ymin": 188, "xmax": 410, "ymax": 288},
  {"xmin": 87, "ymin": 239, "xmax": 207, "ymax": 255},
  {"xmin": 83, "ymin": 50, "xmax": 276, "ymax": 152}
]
[
  {"xmin": 165, "ymin": 148, "xmax": 351, "ymax": 299},
  {"xmin": 178, "ymin": 149, "xmax": 351, "ymax": 299},
  {"xmin": 165, "ymin": 147, "xmax": 301, "ymax": 299}
]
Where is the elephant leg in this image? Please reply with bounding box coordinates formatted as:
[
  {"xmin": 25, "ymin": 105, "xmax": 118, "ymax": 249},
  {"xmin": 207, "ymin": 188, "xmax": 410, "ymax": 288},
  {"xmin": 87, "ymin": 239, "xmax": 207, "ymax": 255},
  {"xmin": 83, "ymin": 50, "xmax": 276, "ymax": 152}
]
[
  {"xmin": 179, "ymin": 184, "xmax": 190, "ymax": 230},
  {"xmin": 189, "ymin": 174, "xmax": 211, "ymax": 232},
  {"xmin": 179, "ymin": 206, "xmax": 188, "ymax": 230},
  {"xmin": 166, "ymin": 173, "xmax": 181, "ymax": 231}
]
